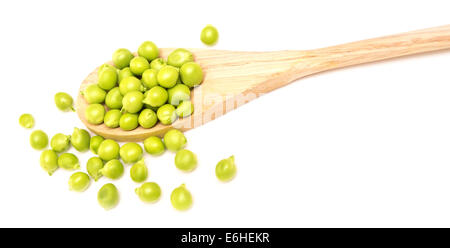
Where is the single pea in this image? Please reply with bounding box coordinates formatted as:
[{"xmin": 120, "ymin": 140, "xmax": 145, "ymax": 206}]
[
  {"xmin": 157, "ymin": 65, "xmax": 179, "ymax": 88},
  {"xmin": 87, "ymin": 156, "xmax": 104, "ymax": 181},
  {"xmin": 98, "ymin": 183, "xmax": 119, "ymax": 210},
  {"xmin": 119, "ymin": 76, "xmax": 144, "ymax": 95},
  {"xmin": 54, "ymin": 92, "xmax": 74, "ymax": 112},
  {"xmin": 104, "ymin": 109, "xmax": 122, "ymax": 128},
  {"xmin": 157, "ymin": 104, "xmax": 177, "ymax": 125},
  {"xmin": 19, "ymin": 113, "xmax": 34, "ymax": 129},
  {"xmin": 200, "ymin": 25, "xmax": 219, "ymax": 45},
  {"xmin": 168, "ymin": 84, "xmax": 191, "ymax": 106},
  {"xmin": 215, "ymin": 155, "xmax": 237, "ymax": 182},
  {"xmin": 143, "ymin": 136, "xmax": 165, "ymax": 155},
  {"xmin": 98, "ymin": 64, "xmax": 116, "ymax": 75},
  {"xmin": 97, "ymin": 139, "xmax": 120, "ymax": 161},
  {"xmin": 175, "ymin": 149, "xmax": 198, "ymax": 172},
  {"xmin": 82, "ymin": 84, "xmax": 106, "ymax": 104},
  {"xmin": 90, "ymin": 135, "xmax": 104, "ymax": 154},
  {"xmin": 141, "ymin": 69, "xmax": 159, "ymax": 89},
  {"xmin": 130, "ymin": 56, "xmax": 150, "ymax": 76},
  {"xmin": 30, "ymin": 130, "xmax": 48, "ymax": 150},
  {"xmin": 68, "ymin": 172, "xmax": 90, "ymax": 192},
  {"xmin": 85, "ymin": 103, "xmax": 105, "ymax": 125},
  {"xmin": 112, "ymin": 48, "xmax": 134, "ymax": 69},
  {"xmin": 138, "ymin": 109, "xmax": 157, "ymax": 129},
  {"xmin": 143, "ymin": 86, "xmax": 168, "ymax": 108},
  {"xmin": 57, "ymin": 153, "xmax": 80, "ymax": 170},
  {"xmin": 119, "ymin": 113, "xmax": 139, "ymax": 131},
  {"xmin": 180, "ymin": 62, "xmax": 203, "ymax": 87},
  {"xmin": 163, "ymin": 129, "xmax": 187, "ymax": 152},
  {"xmin": 130, "ymin": 159, "xmax": 148, "ymax": 183},
  {"xmin": 98, "ymin": 67, "xmax": 118, "ymax": 91},
  {"xmin": 50, "ymin": 133, "xmax": 70, "ymax": 153},
  {"xmin": 118, "ymin": 67, "xmax": 134, "ymax": 83},
  {"xmin": 135, "ymin": 182, "xmax": 161, "ymax": 203},
  {"xmin": 150, "ymin": 58, "xmax": 167, "ymax": 71},
  {"xmin": 100, "ymin": 159, "xmax": 124, "ymax": 179},
  {"xmin": 176, "ymin": 100, "xmax": 194, "ymax": 118},
  {"xmin": 71, "ymin": 128, "xmax": 91, "ymax": 152},
  {"xmin": 167, "ymin": 48, "xmax": 194, "ymax": 67},
  {"xmin": 170, "ymin": 184, "xmax": 193, "ymax": 211},
  {"xmin": 122, "ymin": 91, "xmax": 144, "ymax": 114},
  {"xmin": 39, "ymin": 149, "xmax": 58, "ymax": 175},
  {"xmin": 120, "ymin": 142, "xmax": 143, "ymax": 164},
  {"xmin": 138, "ymin": 41, "xmax": 159, "ymax": 61},
  {"xmin": 105, "ymin": 87, "xmax": 123, "ymax": 109}
]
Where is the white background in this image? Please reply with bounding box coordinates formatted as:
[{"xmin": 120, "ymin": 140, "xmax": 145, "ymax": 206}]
[{"xmin": 1, "ymin": 0, "xmax": 450, "ymax": 227}]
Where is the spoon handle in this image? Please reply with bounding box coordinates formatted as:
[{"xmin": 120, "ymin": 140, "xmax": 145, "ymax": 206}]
[{"xmin": 295, "ymin": 25, "xmax": 450, "ymax": 76}]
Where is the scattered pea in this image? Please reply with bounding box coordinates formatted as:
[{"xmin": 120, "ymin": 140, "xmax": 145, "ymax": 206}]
[
  {"xmin": 170, "ymin": 184, "xmax": 193, "ymax": 211},
  {"xmin": 57, "ymin": 153, "xmax": 80, "ymax": 170},
  {"xmin": 100, "ymin": 159, "xmax": 124, "ymax": 179},
  {"xmin": 130, "ymin": 159, "xmax": 148, "ymax": 183},
  {"xmin": 71, "ymin": 128, "xmax": 91, "ymax": 152},
  {"xmin": 120, "ymin": 142, "xmax": 143, "ymax": 164},
  {"xmin": 200, "ymin": 25, "xmax": 219, "ymax": 45},
  {"xmin": 144, "ymin": 136, "xmax": 165, "ymax": 156},
  {"xmin": 54, "ymin": 92, "xmax": 74, "ymax": 112},
  {"xmin": 50, "ymin": 133, "xmax": 70, "ymax": 153},
  {"xmin": 30, "ymin": 130, "xmax": 48, "ymax": 150},
  {"xmin": 135, "ymin": 182, "xmax": 161, "ymax": 203},
  {"xmin": 87, "ymin": 157, "xmax": 104, "ymax": 181},
  {"xmin": 19, "ymin": 113, "xmax": 34, "ymax": 129},
  {"xmin": 68, "ymin": 172, "xmax": 90, "ymax": 192},
  {"xmin": 163, "ymin": 129, "xmax": 186, "ymax": 152},
  {"xmin": 175, "ymin": 149, "xmax": 198, "ymax": 172},
  {"xmin": 215, "ymin": 155, "xmax": 237, "ymax": 182},
  {"xmin": 98, "ymin": 183, "xmax": 119, "ymax": 210},
  {"xmin": 90, "ymin": 135, "xmax": 104, "ymax": 154},
  {"xmin": 97, "ymin": 139, "xmax": 120, "ymax": 161},
  {"xmin": 39, "ymin": 149, "xmax": 59, "ymax": 175}
]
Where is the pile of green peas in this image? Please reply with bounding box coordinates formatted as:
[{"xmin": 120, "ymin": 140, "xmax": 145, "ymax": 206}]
[{"xmin": 83, "ymin": 42, "xmax": 204, "ymax": 131}]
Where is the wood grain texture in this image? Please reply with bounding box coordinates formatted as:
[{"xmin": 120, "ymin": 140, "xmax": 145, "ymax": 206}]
[{"xmin": 76, "ymin": 25, "xmax": 450, "ymax": 141}]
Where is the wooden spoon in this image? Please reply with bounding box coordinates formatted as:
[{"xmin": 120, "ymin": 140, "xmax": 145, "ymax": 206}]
[{"xmin": 76, "ymin": 25, "xmax": 450, "ymax": 141}]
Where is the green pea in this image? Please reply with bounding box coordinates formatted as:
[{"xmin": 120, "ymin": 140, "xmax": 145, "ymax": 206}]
[
  {"xmin": 98, "ymin": 183, "xmax": 119, "ymax": 210},
  {"xmin": 143, "ymin": 136, "xmax": 165, "ymax": 155},
  {"xmin": 104, "ymin": 109, "xmax": 122, "ymax": 128},
  {"xmin": 130, "ymin": 56, "xmax": 150, "ymax": 76},
  {"xmin": 138, "ymin": 41, "xmax": 159, "ymax": 61},
  {"xmin": 105, "ymin": 87, "xmax": 123, "ymax": 109},
  {"xmin": 180, "ymin": 62, "xmax": 203, "ymax": 87},
  {"xmin": 87, "ymin": 157, "xmax": 104, "ymax": 181},
  {"xmin": 71, "ymin": 128, "xmax": 91, "ymax": 152},
  {"xmin": 19, "ymin": 113, "xmax": 34, "ymax": 129},
  {"xmin": 57, "ymin": 153, "xmax": 80, "ymax": 170},
  {"xmin": 150, "ymin": 58, "xmax": 167, "ymax": 71},
  {"xmin": 112, "ymin": 48, "xmax": 134, "ymax": 69},
  {"xmin": 98, "ymin": 67, "xmax": 118, "ymax": 91},
  {"xmin": 176, "ymin": 100, "xmax": 194, "ymax": 118},
  {"xmin": 163, "ymin": 129, "xmax": 186, "ymax": 152},
  {"xmin": 119, "ymin": 113, "xmax": 139, "ymax": 131},
  {"xmin": 100, "ymin": 159, "xmax": 124, "ymax": 179},
  {"xmin": 175, "ymin": 149, "xmax": 197, "ymax": 172},
  {"xmin": 157, "ymin": 65, "xmax": 179, "ymax": 88},
  {"xmin": 122, "ymin": 91, "xmax": 144, "ymax": 114},
  {"xmin": 143, "ymin": 86, "xmax": 168, "ymax": 108},
  {"xmin": 97, "ymin": 139, "xmax": 120, "ymax": 161},
  {"xmin": 138, "ymin": 109, "xmax": 157, "ymax": 129},
  {"xmin": 157, "ymin": 104, "xmax": 177, "ymax": 125},
  {"xmin": 170, "ymin": 184, "xmax": 193, "ymax": 211},
  {"xmin": 141, "ymin": 69, "xmax": 159, "ymax": 89},
  {"xmin": 118, "ymin": 67, "xmax": 134, "ymax": 83},
  {"xmin": 50, "ymin": 133, "xmax": 70, "ymax": 153},
  {"xmin": 135, "ymin": 182, "xmax": 161, "ymax": 203},
  {"xmin": 120, "ymin": 142, "xmax": 143, "ymax": 164},
  {"xmin": 215, "ymin": 155, "xmax": 237, "ymax": 182},
  {"xmin": 90, "ymin": 135, "xmax": 104, "ymax": 154},
  {"xmin": 167, "ymin": 48, "xmax": 194, "ymax": 67},
  {"xmin": 82, "ymin": 84, "xmax": 106, "ymax": 104},
  {"xmin": 168, "ymin": 84, "xmax": 190, "ymax": 106},
  {"xmin": 200, "ymin": 25, "xmax": 219, "ymax": 45},
  {"xmin": 30, "ymin": 130, "xmax": 48, "ymax": 150},
  {"xmin": 54, "ymin": 92, "xmax": 74, "ymax": 112},
  {"xmin": 130, "ymin": 159, "xmax": 148, "ymax": 183},
  {"xmin": 85, "ymin": 103, "xmax": 105, "ymax": 125},
  {"xmin": 39, "ymin": 149, "xmax": 58, "ymax": 176},
  {"xmin": 68, "ymin": 172, "xmax": 90, "ymax": 192},
  {"xmin": 119, "ymin": 76, "xmax": 144, "ymax": 95}
]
